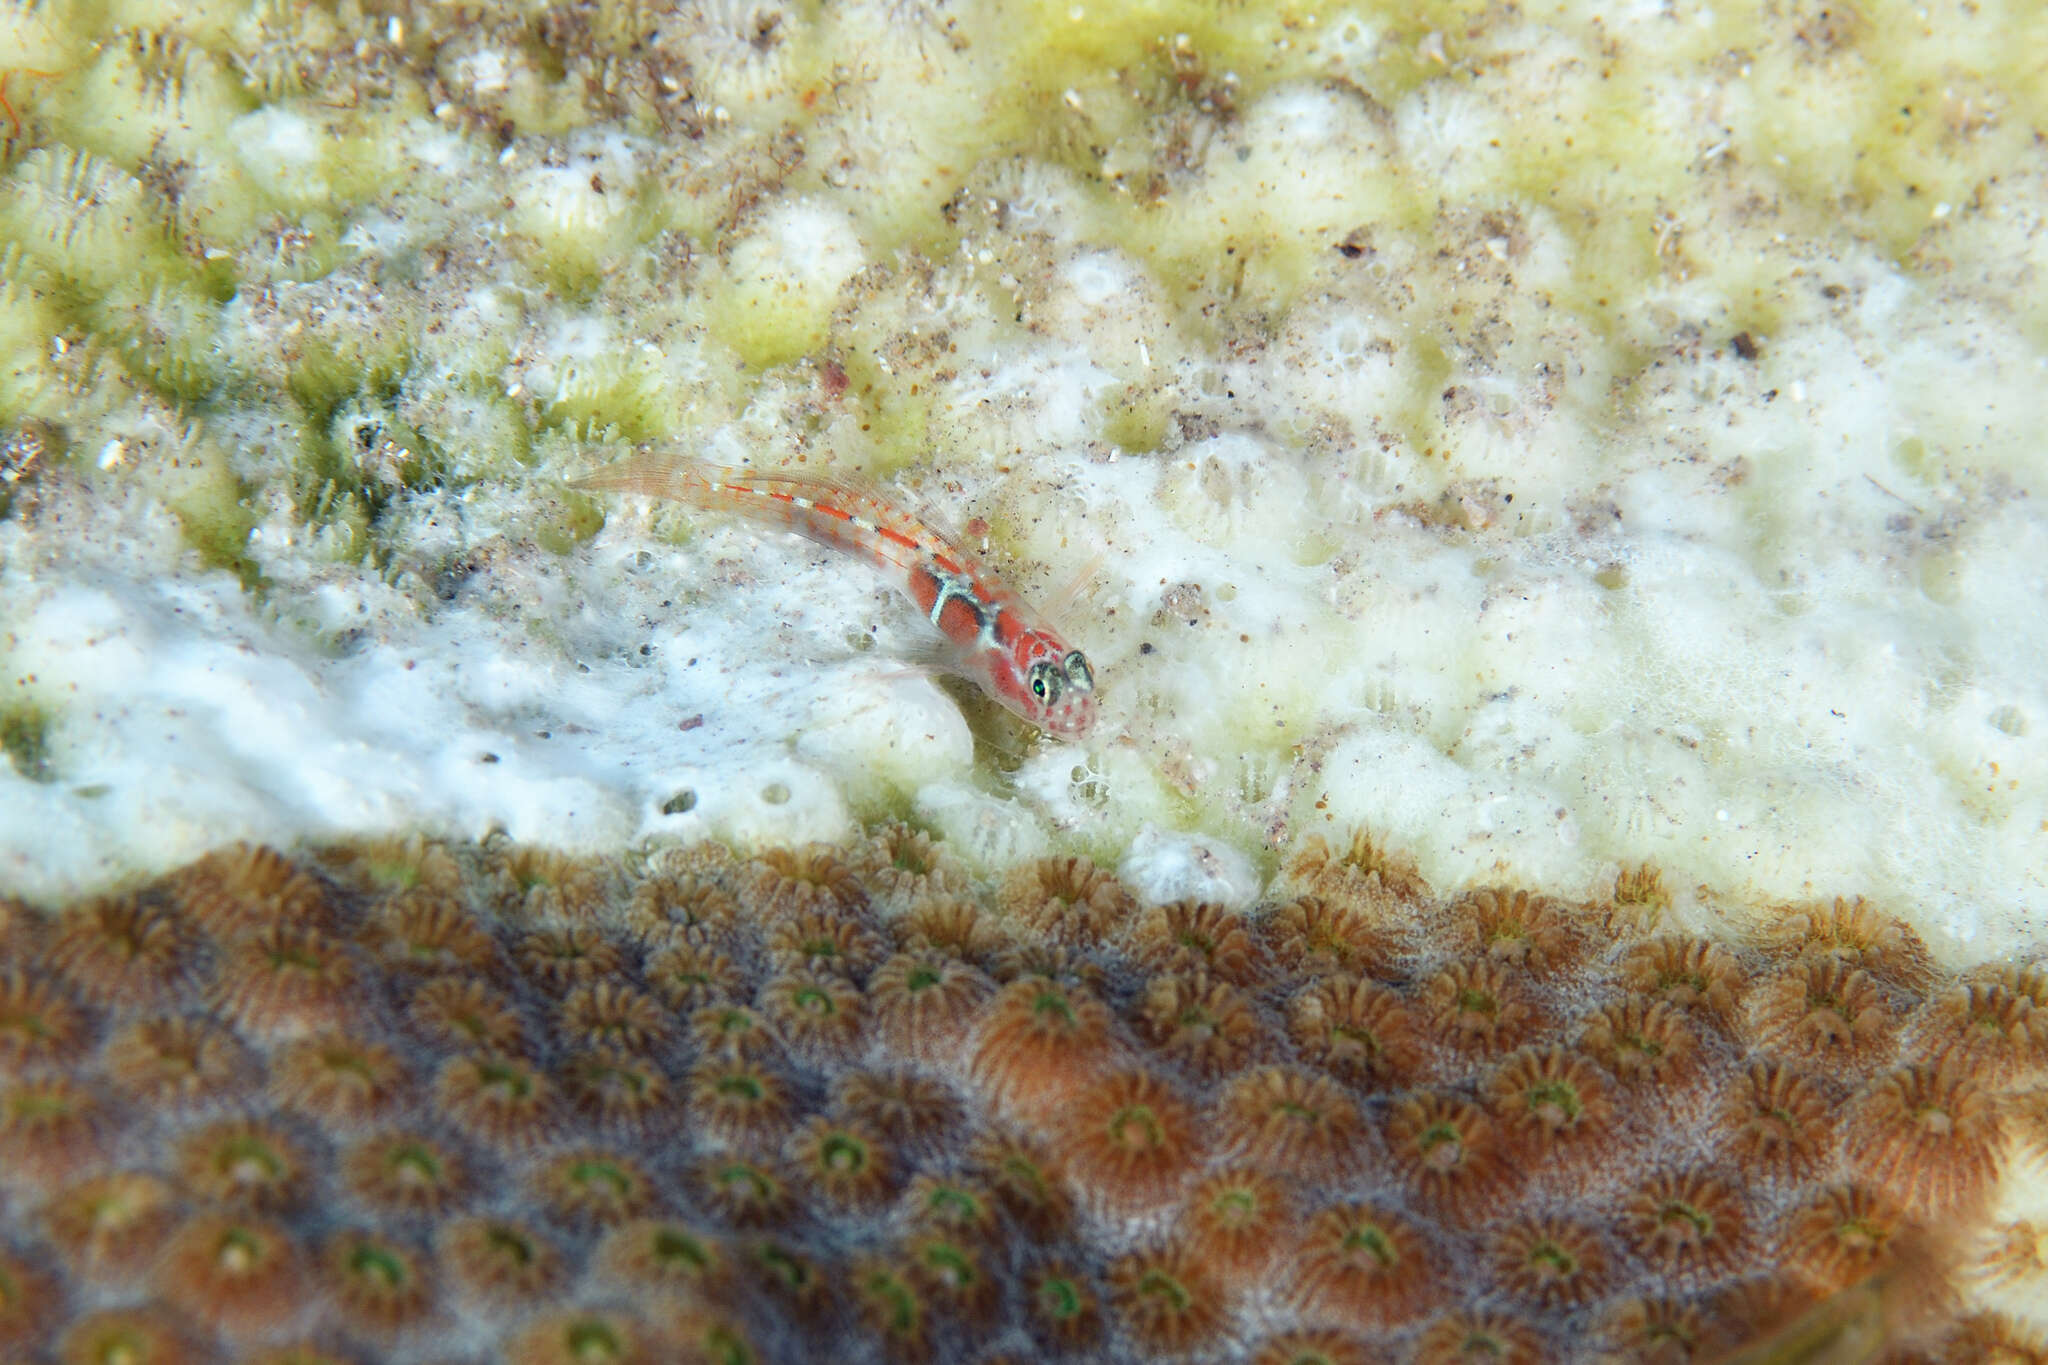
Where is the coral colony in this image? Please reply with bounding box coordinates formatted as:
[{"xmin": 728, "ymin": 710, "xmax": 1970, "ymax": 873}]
[
  {"xmin": 2, "ymin": 0, "xmax": 2046, "ymax": 1361},
  {"xmin": 0, "ymin": 832, "xmax": 2044, "ymax": 1361}
]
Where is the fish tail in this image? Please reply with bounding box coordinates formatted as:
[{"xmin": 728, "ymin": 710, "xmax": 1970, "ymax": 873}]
[{"xmin": 566, "ymin": 450, "xmax": 726, "ymax": 506}]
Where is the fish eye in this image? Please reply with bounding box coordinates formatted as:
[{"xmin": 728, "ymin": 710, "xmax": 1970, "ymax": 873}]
[
  {"xmin": 1063, "ymin": 650, "xmax": 1093, "ymax": 691},
  {"xmin": 1027, "ymin": 660, "xmax": 1061, "ymax": 703}
]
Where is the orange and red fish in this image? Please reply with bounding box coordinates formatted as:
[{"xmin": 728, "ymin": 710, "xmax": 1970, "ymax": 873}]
[{"xmin": 570, "ymin": 451, "xmax": 1098, "ymax": 738}]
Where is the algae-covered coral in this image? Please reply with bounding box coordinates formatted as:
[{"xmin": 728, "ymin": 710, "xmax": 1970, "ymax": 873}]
[
  {"xmin": 0, "ymin": 0, "xmax": 2043, "ymax": 963},
  {"xmin": 0, "ymin": 833, "xmax": 2045, "ymax": 1361},
  {"xmin": 3, "ymin": 0, "xmax": 2048, "ymax": 1354}
]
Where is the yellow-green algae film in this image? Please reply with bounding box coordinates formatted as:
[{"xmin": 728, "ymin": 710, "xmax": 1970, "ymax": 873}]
[{"xmin": 0, "ymin": 0, "xmax": 2046, "ymax": 1346}]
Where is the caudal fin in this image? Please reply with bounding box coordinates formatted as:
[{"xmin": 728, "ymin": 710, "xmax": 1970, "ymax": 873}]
[{"xmin": 565, "ymin": 450, "xmax": 721, "ymax": 503}]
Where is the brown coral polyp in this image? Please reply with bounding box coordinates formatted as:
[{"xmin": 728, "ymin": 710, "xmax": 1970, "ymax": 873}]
[
  {"xmin": 1248, "ymin": 1328, "xmax": 1380, "ymax": 1365},
  {"xmin": 790, "ymin": 1114, "xmax": 895, "ymax": 1209},
  {"xmin": 623, "ymin": 872, "xmax": 739, "ymax": 943},
  {"xmin": 1422, "ymin": 958, "xmax": 1538, "ymax": 1057},
  {"xmin": 39, "ymin": 1169, "xmax": 182, "ymax": 1281},
  {"xmin": 765, "ymin": 908, "xmax": 885, "ymax": 979},
  {"xmin": 44, "ymin": 895, "xmax": 195, "ymax": 1012},
  {"xmin": 1842, "ymin": 1061, "xmax": 2005, "ymax": 1219},
  {"xmin": 0, "ymin": 1247, "xmax": 60, "ymax": 1351},
  {"xmin": 1179, "ymin": 1166, "xmax": 1293, "ymax": 1281},
  {"xmin": 1746, "ymin": 960, "xmax": 1898, "ymax": 1067},
  {"xmin": 1107, "ymin": 1243, "xmax": 1229, "ymax": 1357},
  {"xmin": 505, "ymin": 1308, "xmax": 658, "ymax": 1365},
  {"xmin": 856, "ymin": 822, "xmax": 962, "ymax": 905},
  {"xmin": 1487, "ymin": 1213, "xmax": 1612, "ymax": 1309},
  {"xmin": 55, "ymin": 1307, "xmax": 203, "ymax": 1365},
  {"xmin": 0, "ymin": 1076, "xmax": 110, "ymax": 1189},
  {"xmin": 644, "ymin": 937, "xmax": 745, "ymax": 1012},
  {"xmin": 154, "ymin": 1213, "xmax": 308, "ymax": 1337},
  {"xmin": 1130, "ymin": 899, "xmax": 1262, "ymax": 984},
  {"xmin": 903, "ymin": 1174, "xmax": 1002, "ymax": 1245},
  {"xmin": 175, "ymin": 1117, "xmax": 308, "ymax": 1211},
  {"xmin": 407, "ymin": 975, "xmax": 527, "ymax": 1054},
  {"xmin": 560, "ymin": 1047, "xmax": 677, "ymax": 1133},
  {"xmin": 835, "ymin": 1068, "xmax": 966, "ymax": 1154},
  {"xmin": 1769, "ymin": 896, "xmax": 1933, "ymax": 991},
  {"xmin": 1621, "ymin": 935, "xmax": 1745, "ymax": 1022},
  {"xmin": 341, "ymin": 1130, "xmax": 472, "ymax": 1219},
  {"xmin": 1454, "ymin": 887, "xmax": 1580, "ymax": 974},
  {"xmin": 594, "ymin": 1217, "xmax": 731, "ymax": 1300},
  {"xmin": 1907, "ymin": 969, "xmax": 2048, "ymax": 1081},
  {"xmin": 761, "ymin": 968, "xmax": 865, "ymax": 1058},
  {"xmin": 269, "ymin": 1031, "xmax": 411, "ymax": 1124},
  {"xmin": 1623, "ymin": 1168, "xmax": 1750, "ymax": 1278},
  {"xmin": 1780, "ymin": 1183, "xmax": 1909, "ymax": 1292},
  {"xmin": 103, "ymin": 1015, "xmax": 255, "ymax": 1111},
  {"xmin": 866, "ymin": 951, "xmax": 987, "ymax": 1061},
  {"xmin": 692, "ymin": 1162, "xmax": 794, "ymax": 1236},
  {"xmin": 750, "ymin": 844, "xmax": 870, "ymax": 917},
  {"xmin": 432, "ymin": 1052, "xmax": 560, "ymax": 1149},
  {"xmin": 557, "ymin": 980, "xmax": 671, "ymax": 1054},
  {"xmin": 1060, "ymin": 1068, "xmax": 1201, "ymax": 1211},
  {"xmin": 321, "ymin": 1228, "xmax": 433, "ymax": 1335},
  {"xmin": 1720, "ymin": 1058, "xmax": 1833, "ymax": 1182},
  {"xmin": 686, "ymin": 1058, "xmax": 793, "ymax": 1147},
  {"xmin": 1023, "ymin": 1260, "xmax": 1102, "ymax": 1352},
  {"xmin": 357, "ymin": 887, "xmax": 500, "ymax": 976},
  {"xmin": 1410, "ymin": 1308, "xmax": 1544, "ymax": 1365},
  {"xmin": 1220, "ymin": 1066, "xmax": 1367, "ymax": 1178},
  {"xmin": 1264, "ymin": 895, "xmax": 1391, "ymax": 979},
  {"xmin": 209, "ymin": 926, "xmax": 363, "ymax": 1042},
  {"xmin": 511, "ymin": 926, "xmax": 622, "ymax": 990},
  {"xmin": 1287, "ymin": 976, "xmax": 1420, "ymax": 1089},
  {"xmin": 168, "ymin": 843, "xmax": 334, "ymax": 941},
  {"xmin": 0, "ymin": 968, "xmax": 90, "ymax": 1076},
  {"xmin": 909, "ymin": 1235, "xmax": 999, "ymax": 1328},
  {"xmin": 1292, "ymin": 1199, "xmax": 1439, "ymax": 1330},
  {"xmin": 1385, "ymin": 1091, "xmax": 1505, "ymax": 1219},
  {"xmin": 1286, "ymin": 828, "xmax": 1427, "ymax": 904},
  {"xmin": 1576, "ymin": 997, "xmax": 1703, "ymax": 1093},
  {"xmin": 437, "ymin": 1215, "xmax": 565, "ymax": 1304},
  {"xmin": 1137, "ymin": 970, "xmax": 1265, "ymax": 1079},
  {"xmin": 536, "ymin": 1148, "xmax": 656, "ymax": 1228},
  {"xmin": 998, "ymin": 856, "xmax": 1132, "ymax": 946},
  {"xmin": 969, "ymin": 977, "xmax": 1116, "ymax": 1112}
]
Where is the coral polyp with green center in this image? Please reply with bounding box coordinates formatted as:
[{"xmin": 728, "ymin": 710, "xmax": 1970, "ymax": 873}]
[{"xmin": 0, "ymin": 831, "xmax": 2040, "ymax": 1359}]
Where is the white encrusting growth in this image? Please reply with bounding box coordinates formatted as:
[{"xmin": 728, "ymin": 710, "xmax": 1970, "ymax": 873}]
[{"xmin": 0, "ymin": 1, "xmax": 2043, "ymax": 987}]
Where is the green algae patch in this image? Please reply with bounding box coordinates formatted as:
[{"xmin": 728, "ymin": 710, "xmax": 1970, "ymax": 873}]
[
  {"xmin": 704, "ymin": 204, "xmax": 869, "ymax": 373},
  {"xmin": 173, "ymin": 480, "xmax": 263, "ymax": 590},
  {"xmin": 0, "ymin": 699, "xmax": 56, "ymax": 784},
  {"xmin": 1101, "ymin": 384, "xmax": 1171, "ymax": 456},
  {"xmin": 537, "ymin": 489, "xmax": 607, "ymax": 555}
]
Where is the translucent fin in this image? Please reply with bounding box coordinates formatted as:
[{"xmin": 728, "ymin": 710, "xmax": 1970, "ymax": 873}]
[{"xmin": 1041, "ymin": 551, "xmax": 1107, "ymax": 630}]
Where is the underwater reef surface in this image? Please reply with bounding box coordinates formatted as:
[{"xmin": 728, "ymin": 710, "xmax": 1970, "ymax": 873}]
[
  {"xmin": 0, "ymin": 832, "xmax": 2043, "ymax": 1362},
  {"xmin": 0, "ymin": 0, "xmax": 2042, "ymax": 964},
  {"xmin": 1, "ymin": 0, "xmax": 2047, "ymax": 1354}
]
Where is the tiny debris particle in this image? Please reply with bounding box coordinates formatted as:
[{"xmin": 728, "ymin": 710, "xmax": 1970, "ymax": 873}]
[
  {"xmin": 1731, "ymin": 332, "xmax": 1759, "ymax": 360},
  {"xmin": 679, "ymin": 714, "xmax": 705, "ymax": 732}
]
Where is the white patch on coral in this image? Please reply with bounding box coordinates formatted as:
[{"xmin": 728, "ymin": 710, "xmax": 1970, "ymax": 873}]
[
  {"xmin": 228, "ymin": 106, "xmax": 329, "ymax": 204},
  {"xmin": 732, "ymin": 200, "xmax": 867, "ymax": 299},
  {"xmin": 1118, "ymin": 826, "xmax": 1260, "ymax": 909},
  {"xmin": 452, "ymin": 48, "xmax": 511, "ymax": 96}
]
